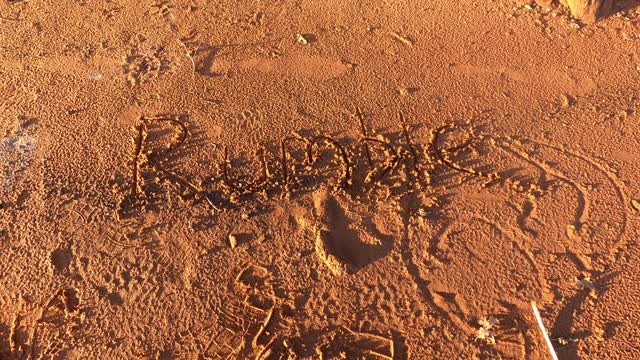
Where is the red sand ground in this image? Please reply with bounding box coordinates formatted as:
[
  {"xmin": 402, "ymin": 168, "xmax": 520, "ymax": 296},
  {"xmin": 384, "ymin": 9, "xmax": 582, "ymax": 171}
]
[{"xmin": 2, "ymin": 0, "xmax": 640, "ymax": 358}]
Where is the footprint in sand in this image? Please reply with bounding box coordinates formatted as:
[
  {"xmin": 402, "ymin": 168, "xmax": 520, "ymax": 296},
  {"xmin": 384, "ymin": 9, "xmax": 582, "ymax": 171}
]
[{"xmin": 311, "ymin": 188, "xmax": 389, "ymax": 276}]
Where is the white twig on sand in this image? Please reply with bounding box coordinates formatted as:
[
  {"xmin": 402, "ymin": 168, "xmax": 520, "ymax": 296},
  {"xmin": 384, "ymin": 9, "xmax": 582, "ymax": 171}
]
[
  {"xmin": 531, "ymin": 301, "xmax": 559, "ymax": 360},
  {"xmin": 179, "ymin": 41, "xmax": 198, "ymax": 75},
  {"xmin": 390, "ymin": 31, "xmax": 414, "ymax": 47}
]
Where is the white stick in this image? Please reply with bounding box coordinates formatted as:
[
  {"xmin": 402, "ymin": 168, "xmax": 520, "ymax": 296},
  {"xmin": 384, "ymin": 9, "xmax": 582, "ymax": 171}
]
[
  {"xmin": 179, "ymin": 41, "xmax": 197, "ymax": 76},
  {"xmin": 531, "ymin": 301, "xmax": 559, "ymax": 360}
]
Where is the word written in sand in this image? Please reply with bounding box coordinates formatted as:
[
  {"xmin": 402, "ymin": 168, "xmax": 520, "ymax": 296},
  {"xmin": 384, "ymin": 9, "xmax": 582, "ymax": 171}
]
[{"xmin": 116, "ymin": 111, "xmax": 527, "ymax": 218}]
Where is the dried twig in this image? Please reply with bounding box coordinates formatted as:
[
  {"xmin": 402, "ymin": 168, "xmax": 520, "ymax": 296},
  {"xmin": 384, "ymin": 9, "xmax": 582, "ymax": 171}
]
[
  {"xmin": 9, "ymin": 314, "xmax": 19, "ymax": 352},
  {"xmin": 531, "ymin": 301, "xmax": 559, "ymax": 360},
  {"xmin": 390, "ymin": 32, "xmax": 414, "ymax": 47},
  {"xmin": 179, "ymin": 41, "xmax": 198, "ymax": 75},
  {"xmin": 203, "ymin": 192, "xmax": 220, "ymax": 211},
  {"xmin": 131, "ymin": 124, "xmax": 147, "ymax": 198},
  {"xmin": 251, "ymin": 306, "xmax": 274, "ymax": 348},
  {"xmin": 255, "ymin": 337, "xmax": 277, "ymax": 360}
]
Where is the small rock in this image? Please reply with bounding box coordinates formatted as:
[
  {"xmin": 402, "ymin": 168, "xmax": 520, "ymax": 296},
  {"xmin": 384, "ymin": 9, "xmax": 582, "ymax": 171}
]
[
  {"xmin": 562, "ymin": 0, "xmax": 613, "ymax": 23},
  {"xmin": 342, "ymin": 60, "xmax": 356, "ymax": 69},
  {"xmin": 296, "ymin": 34, "xmax": 308, "ymax": 45},
  {"xmin": 398, "ymin": 87, "xmax": 418, "ymax": 96},
  {"xmin": 296, "ymin": 33, "xmax": 316, "ymax": 45},
  {"xmin": 229, "ymin": 234, "xmax": 238, "ymax": 248},
  {"xmin": 556, "ymin": 337, "xmax": 578, "ymax": 346},
  {"xmin": 560, "ymin": 94, "xmax": 575, "ymax": 108},
  {"xmin": 631, "ymin": 199, "xmax": 640, "ymax": 211}
]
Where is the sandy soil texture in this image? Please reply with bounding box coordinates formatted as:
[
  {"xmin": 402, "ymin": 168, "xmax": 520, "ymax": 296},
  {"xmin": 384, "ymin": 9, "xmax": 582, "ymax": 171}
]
[{"xmin": 2, "ymin": 0, "xmax": 640, "ymax": 359}]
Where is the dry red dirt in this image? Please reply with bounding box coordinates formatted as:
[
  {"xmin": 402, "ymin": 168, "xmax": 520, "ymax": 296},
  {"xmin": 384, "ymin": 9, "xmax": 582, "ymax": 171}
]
[{"xmin": 2, "ymin": 0, "xmax": 640, "ymax": 359}]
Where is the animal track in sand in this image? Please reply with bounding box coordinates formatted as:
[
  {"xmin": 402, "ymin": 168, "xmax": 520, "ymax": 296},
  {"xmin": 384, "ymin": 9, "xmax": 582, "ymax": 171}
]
[
  {"xmin": 123, "ymin": 46, "xmax": 172, "ymax": 86},
  {"xmin": 149, "ymin": 1, "xmax": 174, "ymax": 20}
]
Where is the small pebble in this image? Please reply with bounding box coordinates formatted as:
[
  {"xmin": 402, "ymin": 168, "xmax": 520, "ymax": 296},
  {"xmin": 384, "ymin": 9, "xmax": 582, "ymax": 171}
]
[
  {"xmin": 560, "ymin": 94, "xmax": 574, "ymax": 108},
  {"xmin": 296, "ymin": 33, "xmax": 310, "ymax": 45},
  {"xmin": 398, "ymin": 87, "xmax": 417, "ymax": 96},
  {"xmin": 229, "ymin": 234, "xmax": 238, "ymax": 248},
  {"xmin": 418, "ymin": 206, "xmax": 429, "ymax": 217}
]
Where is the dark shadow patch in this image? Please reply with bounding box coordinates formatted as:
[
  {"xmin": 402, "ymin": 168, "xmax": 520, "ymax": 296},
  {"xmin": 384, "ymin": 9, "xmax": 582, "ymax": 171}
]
[{"xmin": 51, "ymin": 247, "xmax": 72, "ymax": 273}]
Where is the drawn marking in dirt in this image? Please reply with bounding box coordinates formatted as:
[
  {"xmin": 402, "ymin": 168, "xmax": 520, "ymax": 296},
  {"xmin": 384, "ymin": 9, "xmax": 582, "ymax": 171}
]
[
  {"xmin": 393, "ymin": 137, "xmax": 529, "ymax": 353},
  {"xmin": 432, "ymin": 124, "xmax": 500, "ymax": 185},
  {"xmin": 471, "ymin": 215, "xmax": 548, "ymax": 298},
  {"xmin": 492, "ymin": 138, "xmax": 591, "ymax": 239},
  {"xmin": 523, "ymin": 138, "xmax": 630, "ymax": 256},
  {"xmin": 391, "ymin": 129, "xmax": 630, "ymax": 357},
  {"xmin": 398, "ymin": 195, "xmax": 478, "ymax": 341},
  {"xmin": 117, "ymin": 112, "xmax": 507, "ymax": 218},
  {"xmin": 221, "ymin": 146, "xmax": 270, "ymax": 199},
  {"xmin": 400, "ymin": 111, "xmax": 432, "ymax": 190},
  {"xmin": 114, "ymin": 113, "xmax": 632, "ymax": 258},
  {"xmin": 355, "ymin": 106, "xmax": 374, "ymax": 167},
  {"xmin": 118, "ymin": 114, "xmax": 205, "ymax": 219},
  {"xmin": 488, "ymin": 134, "xmax": 629, "ymax": 256},
  {"xmin": 109, "ymin": 111, "xmax": 633, "ymax": 357},
  {"xmin": 277, "ymin": 133, "xmax": 354, "ymax": 197}
]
